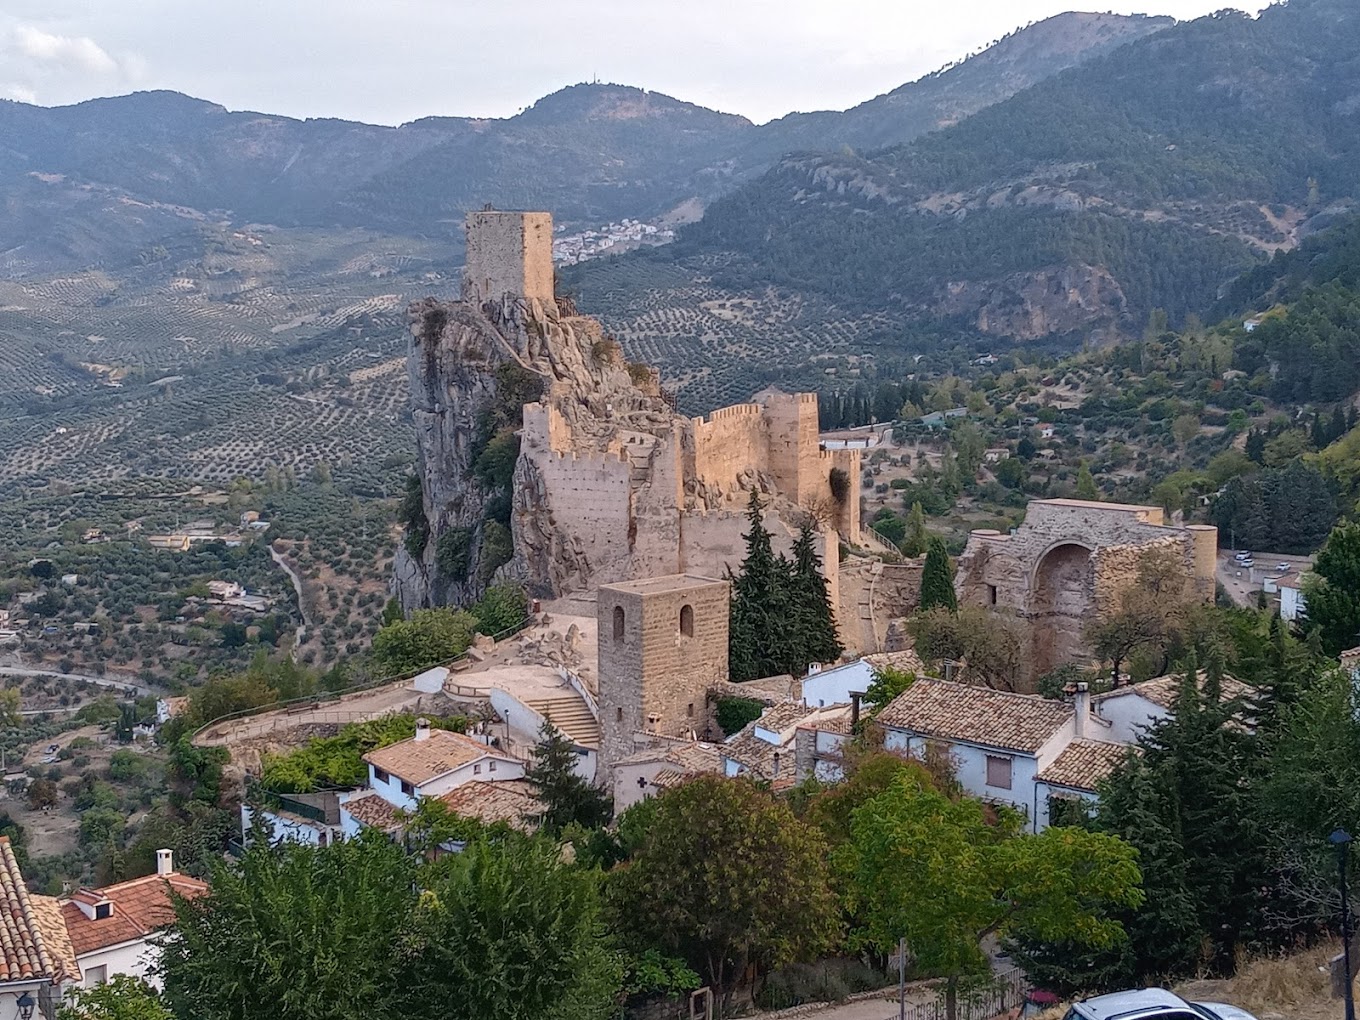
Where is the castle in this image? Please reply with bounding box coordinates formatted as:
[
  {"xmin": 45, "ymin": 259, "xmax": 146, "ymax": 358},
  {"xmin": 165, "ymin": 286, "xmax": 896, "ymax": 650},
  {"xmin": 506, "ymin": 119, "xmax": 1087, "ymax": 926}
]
[
  {"xmin": 397, "ymin": 210, "xmax": 866, "ymax": 626},
  {"xmin": 954, "ymin": 499, "xmax": 1217, "ymax": 679}
]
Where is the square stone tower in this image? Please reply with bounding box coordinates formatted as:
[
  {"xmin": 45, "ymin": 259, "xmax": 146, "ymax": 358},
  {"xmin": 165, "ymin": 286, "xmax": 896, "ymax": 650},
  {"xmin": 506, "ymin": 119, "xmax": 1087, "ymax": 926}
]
[
  {"xmin": 462, "ymin": 210, "xmax": 555, "ymax": 306},
  {"xmin": 597, "ymin": 574, "xmax": 730, "ymax": 770}
]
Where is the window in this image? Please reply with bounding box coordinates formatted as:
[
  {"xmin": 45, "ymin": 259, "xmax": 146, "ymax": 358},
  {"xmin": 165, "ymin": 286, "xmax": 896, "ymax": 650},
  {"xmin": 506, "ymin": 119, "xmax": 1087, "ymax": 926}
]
[
  {"xmin": 373, "ymin": 767, "xmax": 390, "ymax": 785},
  {"xmin": 93, "ymin": 902, "xmax": 112, "ymax": 920},
  {"xmin": 987, "ymin": 584, "xmax": 998, "ymax": 606},
  {"xmin": 686, "ymin": 702, "xmax": 694, "ymax": 718},
  {"xmin": 679, "ymin": 604, "xmax": 694, "ymax": 638},
  {"xmin": 85, "ymin": 964, "xmax": 107, "ymax": 986},
  {"xmin": 400, "ymin": 780, "xmax": 415, "ymax": 796},
  {"xmin": 488, "ymin": 760, "xmax": 497, "ymax": 772},
  {"xmin": 474, "ymin": 764, "xmax": 482, "ymax": 775},
  {"xmin": 985, "ymin": 755, "xmax": 1013, "ymax": 790},
  {"xmin": 616, "ymin": 706, "xmax": 624, "ymax": 723},
  {"xmin": 612, "ymin": 605, "xmax": 625, "ymax": 641}
]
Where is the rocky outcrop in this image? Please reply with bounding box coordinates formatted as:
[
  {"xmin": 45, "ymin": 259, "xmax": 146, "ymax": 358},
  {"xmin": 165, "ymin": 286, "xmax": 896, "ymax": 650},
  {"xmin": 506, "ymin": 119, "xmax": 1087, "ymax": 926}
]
[
  {"xmin": 396, "ymin": 289, "xmax": 671, "ymax": 611},
  {"xmin": 934, "ymin": 263, "xmax": 1130, "ymax": 341}
]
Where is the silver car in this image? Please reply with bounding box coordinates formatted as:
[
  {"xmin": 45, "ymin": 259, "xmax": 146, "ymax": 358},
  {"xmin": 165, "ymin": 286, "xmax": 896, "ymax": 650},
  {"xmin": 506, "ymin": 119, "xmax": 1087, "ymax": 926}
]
[{"xmin": 1063, "ymin": 988, "xmax": 1259, "ymax": 1020}]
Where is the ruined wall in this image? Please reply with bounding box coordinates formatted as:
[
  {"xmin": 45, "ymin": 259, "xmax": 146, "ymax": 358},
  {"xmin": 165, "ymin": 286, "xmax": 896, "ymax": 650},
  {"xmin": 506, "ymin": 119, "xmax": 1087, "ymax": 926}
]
[
  {"xmin": 597, "ymin": 577, "xmax": 731, "ymax": 770},
  {"xmin": 692, "ymin": 404, "xmax": 767, "ymax": 501},
  {"xmin": 463, "ymin": 211, "xmax": 554, "ymax": 306}
]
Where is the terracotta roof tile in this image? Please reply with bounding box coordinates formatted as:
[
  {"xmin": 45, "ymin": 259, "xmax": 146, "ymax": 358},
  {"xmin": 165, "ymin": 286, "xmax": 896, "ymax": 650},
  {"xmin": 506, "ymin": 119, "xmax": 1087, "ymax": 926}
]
[
  {"xmin": 341, "ymin": 792, "xmax": 404, "ymax": 833},
  {"xmin": 1036, "ymin": 740, "xmax": 1134, "ymax": 792},
  {"xmin": 363, "ymin": 729, "xmax": 512, "ymax": 786},
  {"xmin": 29, "ymin": 897, "xmax": 79, "ymax": 984},
  {"xmin": 0, "ymin": 837, "xmax": 57, "ymax": 982},
  {"xmin": 1094, "ymin": 671, "xmax": 1254, "ymax": 712},
  {"xmin": 61, "ymin": 872, "xmax": 207, "ymax": 958},
  {"xmin": 1340, "ymin": 647, "xmax": 1360, "ymax": 671},
  {"xmin": 876, "ymin": 678, "xmax": 1072, "ymax": 754},
  {"xmin": 863, "ymin": 650, "xmax": 926, "ymax": 676},
  {"xmin": 614, "ymin": 741, "xmax": 725, "ymax": 772},
  {"xmin": 437, "ymin": 780, "xmax": 541, "ymax": 832}
]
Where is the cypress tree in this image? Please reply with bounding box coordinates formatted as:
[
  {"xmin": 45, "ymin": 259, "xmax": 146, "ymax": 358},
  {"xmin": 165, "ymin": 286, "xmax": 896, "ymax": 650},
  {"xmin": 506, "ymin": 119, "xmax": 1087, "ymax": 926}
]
[
  {"xmin": 919, "ymin": 537, "xmax": 958, "ymax": 613},
  {"xmin": 790, "ymin": 523, "xmax": 842, "ymax": 671},
  {"xmin": 903, "ymin": 500, "xmax": 928, "ymax": 557},
  {"xmin": 729, "ymin": 489, "xmax": 793, "ymax": 682}
]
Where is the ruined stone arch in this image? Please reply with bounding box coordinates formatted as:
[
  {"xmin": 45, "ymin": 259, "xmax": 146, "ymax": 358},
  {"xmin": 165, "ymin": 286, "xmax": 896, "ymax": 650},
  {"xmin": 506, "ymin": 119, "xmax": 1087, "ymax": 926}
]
[{"xmin": 1030, "ymin": 541, "xmax": 1096, "ymax": 676}]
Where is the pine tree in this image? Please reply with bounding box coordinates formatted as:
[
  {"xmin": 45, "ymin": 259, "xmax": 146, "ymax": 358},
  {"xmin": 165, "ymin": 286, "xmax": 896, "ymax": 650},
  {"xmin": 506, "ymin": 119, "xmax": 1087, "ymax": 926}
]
[
  {"xmin": 1245, "ymin": 427, "xmax": 1266, "ymax": 464},
  {"xmin": 791, "ymin": 524, "xmax": 843, "ymax": 670},
  {"xmin": 919, "ymin": 538, "xmax": 958, "ymax": 613},
  {"xmin": 525, "ymin": 720, "xmax": 611, "ymax": 833},
  {"xmin": 1075, "ymin": 461, "xmax": 1099, "ymax": 500}
]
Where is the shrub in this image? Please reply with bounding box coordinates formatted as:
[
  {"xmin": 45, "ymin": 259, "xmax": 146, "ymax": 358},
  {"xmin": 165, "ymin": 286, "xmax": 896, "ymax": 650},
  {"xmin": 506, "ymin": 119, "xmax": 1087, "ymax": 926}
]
[{"xmin": 715, "ymin": 696, "xmax": 764, "ymax": 736}]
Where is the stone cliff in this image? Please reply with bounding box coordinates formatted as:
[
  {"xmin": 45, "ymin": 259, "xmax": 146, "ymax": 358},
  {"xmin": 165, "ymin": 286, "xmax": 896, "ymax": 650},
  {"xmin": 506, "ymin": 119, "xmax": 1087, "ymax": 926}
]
[{"xmin": 396, "ymin": 209, "xmax": 861, "ymax": 622}]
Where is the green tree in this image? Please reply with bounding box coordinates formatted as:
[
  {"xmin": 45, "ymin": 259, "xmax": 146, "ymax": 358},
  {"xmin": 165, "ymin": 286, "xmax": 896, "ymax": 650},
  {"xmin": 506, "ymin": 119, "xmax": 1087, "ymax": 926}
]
[
  {"xmin": 59, "ymin": 976, "xmax": 173, "ymax": 1020},
  {"xmin": 1303, "ymin": 522, "xmax": 1360, "ymax": 656},
  {"xmin": 371, "ymin": 608, "xmax": 478, "ymax": 676},
  {"xmin": 729, "ymin": 489, "xmax": 791, "ymax": 682},
  {"xmin": 1075, "ymin": 461, "xmax": 1100, "ymax": 500},
  {"xmin": 715, "ymin": 696, "xmax": 764, "ymax": 736},
  {"xmin": 902, "ymin": 501, "xmax": 929, "ymax": 557},
  {"xmin": 842, "ymin": 771, "xmax": 1141, "ymax": 1020},
  {"xmin": 908, "ymin": 606, "xmax": 1025, "ymax": 692},
  {"xmin": 524, "ymin": 720, "xmax": 611, "ymax": 834},
  {"xmin": 405, "ymin": 836, "xmax": 622, "ymax": 1020},
  {"xmin": 162, "ymin": 834, "xmax": 416, "ymax": 1020},
  {"xmin": 608, "ymin": 775, "xmax": 839, "ymax": 1012},
  {"xmin": 790, "ymin": 523, "xmax": 842, "ymax": 668},
  {"xmin": 0, "ymin": 687, "xmax": 20, "ymax": 728},
  {"xmin": 470, "ymin": 584, "xmax": 528, "ymax": 637},
  {"xmin": 864, "ymin": 666, "xmax": 915, "ymax": 711},
  {"xmin": 919, "ymin": 538, "xmax": 957, "ymax": 613}
]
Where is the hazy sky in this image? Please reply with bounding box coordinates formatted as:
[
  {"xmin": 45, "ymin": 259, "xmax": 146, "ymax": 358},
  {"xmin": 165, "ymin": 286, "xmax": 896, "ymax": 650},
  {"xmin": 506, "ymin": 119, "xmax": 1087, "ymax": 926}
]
[{"xmin": 1, "ymin": 1, "xmax": 1275, "ymax": 125}]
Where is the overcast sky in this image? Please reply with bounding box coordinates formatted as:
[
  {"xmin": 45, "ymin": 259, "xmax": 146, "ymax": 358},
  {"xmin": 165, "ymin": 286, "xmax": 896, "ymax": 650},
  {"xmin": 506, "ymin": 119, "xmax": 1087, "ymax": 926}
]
[{"xmin": 1, "ymin": 0, "xmax": 1275, "ymax": 126}]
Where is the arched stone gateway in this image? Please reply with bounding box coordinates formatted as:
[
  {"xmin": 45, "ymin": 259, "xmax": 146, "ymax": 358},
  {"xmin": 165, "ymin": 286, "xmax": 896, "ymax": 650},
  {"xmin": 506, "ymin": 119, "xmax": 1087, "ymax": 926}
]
[
  {"xmin": 953, "ymin": 499, "xmax": 1218, "ymax": 686},
  {"xmin": 1030, "ymin": 542, "xmax": 1096, "ymax": 676}
]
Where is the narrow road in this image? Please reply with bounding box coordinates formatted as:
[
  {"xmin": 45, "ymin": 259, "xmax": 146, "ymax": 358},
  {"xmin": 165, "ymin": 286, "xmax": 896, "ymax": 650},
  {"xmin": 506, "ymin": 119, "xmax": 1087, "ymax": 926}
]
[
  {"xmin": 0, "ymin": 666, "xmax": 150, "ymax": 697},
  {"xmin": 268, "ymin": 543, "xmax": 309, "ymax": 649}
]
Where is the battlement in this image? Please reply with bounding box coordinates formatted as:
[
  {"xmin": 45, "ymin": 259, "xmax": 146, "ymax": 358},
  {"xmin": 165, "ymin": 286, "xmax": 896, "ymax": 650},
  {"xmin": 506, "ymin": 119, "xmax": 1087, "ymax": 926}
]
[
  {"xmin": 698, "ymin": 403, "xmax": 763, "ymax": 424},
  {"xmin": 463, "ymin": 210, "xmax": 555, "ymax": 306}
]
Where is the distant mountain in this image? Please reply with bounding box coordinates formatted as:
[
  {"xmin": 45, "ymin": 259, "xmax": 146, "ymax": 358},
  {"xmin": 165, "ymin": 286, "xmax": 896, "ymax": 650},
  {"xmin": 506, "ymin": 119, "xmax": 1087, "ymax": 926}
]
[
  {"xmin": 0, "ymin": 11, "xmax": 1171, "ymax": 275},
  {"xmin": 591, "ymin": 0, "xmax": 1360, "ymax": 350}
]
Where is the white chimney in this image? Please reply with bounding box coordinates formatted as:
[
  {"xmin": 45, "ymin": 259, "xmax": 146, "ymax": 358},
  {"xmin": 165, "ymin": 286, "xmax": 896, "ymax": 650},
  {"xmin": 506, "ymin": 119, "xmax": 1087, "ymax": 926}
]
[
  {"xmin": 1074, "ymin": 683, "xmax": 1090, "ymax": 739},
  {"xmin": 414, "ymin": 717, "xmax": 431, "ymax": 742},
  {"xmin": 156, "ymin": 849, "xmax": 174, "ymax": 877}
]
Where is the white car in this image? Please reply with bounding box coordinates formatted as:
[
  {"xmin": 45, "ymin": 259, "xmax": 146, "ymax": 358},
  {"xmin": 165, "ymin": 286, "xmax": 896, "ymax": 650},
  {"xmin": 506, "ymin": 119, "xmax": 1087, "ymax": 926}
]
[
  {"xmin": 1063, "ymin": 988, "xmax": 1260, "ymax": 1020},
  {"xmin": 1233, "ymin": 551, "xmax": 1252, "ymax": 562},
  {"xmin": 1275, "ymin": 562, "xmax": 1291, "ymax": 572}
]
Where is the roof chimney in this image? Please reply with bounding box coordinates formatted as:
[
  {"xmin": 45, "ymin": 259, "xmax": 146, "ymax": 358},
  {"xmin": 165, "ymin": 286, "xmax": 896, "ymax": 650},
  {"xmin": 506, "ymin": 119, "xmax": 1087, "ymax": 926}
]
[
  {"xmin": 414, "ymin": 717, "xmax": 431, "ymax": 742},
  {"xmin": 156, "ymin": 849, "xmax": 174, "ymax": 877},
  {"xmin": 1074, "ymin": 683, "xmax": 1090, "ymax": 739}
]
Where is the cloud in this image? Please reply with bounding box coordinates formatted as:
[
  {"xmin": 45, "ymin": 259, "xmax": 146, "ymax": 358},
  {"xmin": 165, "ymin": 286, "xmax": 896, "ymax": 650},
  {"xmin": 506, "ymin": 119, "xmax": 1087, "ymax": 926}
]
[
  {"xmin": 3, "ymin": 83, "xmax": 38, "ymax": 104},
  {"xmin": 14, "ymin": 24, "xmax": 118, "ymax": 74}
]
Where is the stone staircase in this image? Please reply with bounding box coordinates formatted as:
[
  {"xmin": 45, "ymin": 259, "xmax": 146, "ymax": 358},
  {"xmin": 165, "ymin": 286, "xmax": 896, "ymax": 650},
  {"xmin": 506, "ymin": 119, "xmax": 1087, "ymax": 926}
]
[{"xmin": 525, "ymin": 696, "xmax": 600, "ymax": 748}]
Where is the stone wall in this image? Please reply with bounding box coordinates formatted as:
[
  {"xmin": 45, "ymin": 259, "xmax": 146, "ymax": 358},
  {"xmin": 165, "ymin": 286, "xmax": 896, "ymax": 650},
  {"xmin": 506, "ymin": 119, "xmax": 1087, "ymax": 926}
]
[
  {"xmin": 763, "ymin": 391, "xmax": 821, "ymax": 505},
  {"xmin": 597, "ymin": 576, "xmax": 730, "ymax": 770},
  {"xmin": 692, "ymin": 404, "xmax": 766, "ymax": 500},
  {"xmin": 463, "ymin": 211, "xmax": 554, "ymax": 306},
  {"xmin": 954, "ymin": 499, "xmax": 1218, "ymax": 681}
]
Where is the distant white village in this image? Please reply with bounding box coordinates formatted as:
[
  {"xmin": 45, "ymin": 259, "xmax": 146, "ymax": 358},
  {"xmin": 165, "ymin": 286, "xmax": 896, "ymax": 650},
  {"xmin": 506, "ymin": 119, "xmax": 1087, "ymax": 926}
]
[{"xmin": 552, "ymin": 218, "xmax": 675, "ymax": 264}]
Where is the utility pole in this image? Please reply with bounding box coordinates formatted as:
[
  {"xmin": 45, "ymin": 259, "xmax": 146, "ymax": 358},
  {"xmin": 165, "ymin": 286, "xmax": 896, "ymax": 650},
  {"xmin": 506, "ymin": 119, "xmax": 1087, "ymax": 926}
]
[
  {"xmin": 1333, "ymin": 829, "xmax": 1356, "ymax": 1020},
  {"xmin": 898, "ymin": 936, "xmax": 907, "ymax": 1020}
]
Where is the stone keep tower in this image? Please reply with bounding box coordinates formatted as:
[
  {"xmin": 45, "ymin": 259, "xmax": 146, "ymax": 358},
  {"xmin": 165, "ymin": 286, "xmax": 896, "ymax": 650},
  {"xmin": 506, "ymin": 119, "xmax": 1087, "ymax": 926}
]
[
  {"xmin": 462, "ymin": 210, "xmax": 555, "ymax": 306},
  {"xmin": 597, "ymin": 575, "xmax": 730, "ymax": 770}
]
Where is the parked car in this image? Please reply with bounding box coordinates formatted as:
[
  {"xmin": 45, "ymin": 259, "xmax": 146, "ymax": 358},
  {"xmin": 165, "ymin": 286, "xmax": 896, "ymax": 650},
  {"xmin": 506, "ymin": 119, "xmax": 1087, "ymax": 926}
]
[
  {"xmin": 1238, "ymin": 558, "xmax": 1255, "ymax": 568},
  {"xmin": 1064, "ymin": 988, "xmax": 1260, "ymax": 1020},
  {"xmin": 1275, "ymin": 562, "xmax": 1291, "ymax": 572}
]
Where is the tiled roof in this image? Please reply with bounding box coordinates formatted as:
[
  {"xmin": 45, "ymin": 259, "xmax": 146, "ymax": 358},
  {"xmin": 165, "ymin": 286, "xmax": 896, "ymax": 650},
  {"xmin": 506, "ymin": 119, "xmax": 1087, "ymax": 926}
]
[
  {"xmin": 1094, "ymin": 671, "xmax": 1254, "ymax": 712},
  {"xmin": 61, "ymin": 872, "xmax": 208, "ymax": 957},
  {"xmin": 1339, "ymin": 646, "xmax": 1360, "ymax": 670},
  {"xmin": 649, "ymin": 768, "xmax": 689, "ymax": 790},
  {"xmin": 438, "ymin": 780, "xmax": 541, "ymax": 832},
  {"xmin": 614, "ymin": 740, "xmax": 725, "ymax": 773},
  {"xmin": 29, "ymin": 897, "xmax": 80, "ymax": 984},
  {"xmin": 341, "ymin": 792, "xmax": 404, "ymax": 833},
  {"xmin": 863, "ymin": 649, "xmax": 926, "ymax": 676},
  {"xmin": 726, "ymin": 704, "xmax": 852, "ymax": 779},
  {"xmin": 752, "ymin": 702, "xmax": 820, "ymax": 736},
  {"xmin": 0, "ymin": 836, "xmax": 57, "ymax": 983},
  {"xmin": 1036, "ymin": 740, "xmax": 1135, "ymax": 792},
  {"xmin": 363, "ymin": 729, "xmax": 510, "ymax": 786},
  {"xmin": 876, "ymin": 678, "xmax": 1073, "ymax": 754}
]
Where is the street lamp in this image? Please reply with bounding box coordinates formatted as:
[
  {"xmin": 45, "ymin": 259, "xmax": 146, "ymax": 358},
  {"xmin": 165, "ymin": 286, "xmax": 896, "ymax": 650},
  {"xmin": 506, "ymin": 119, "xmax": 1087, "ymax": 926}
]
[
  {"xmin": 15, "ymin": 991, "xmax": 34, "ymax": 1020},
  {"xmin": 1332, "ymin": 828, "xmax": 1356, "ymax": 1020}
]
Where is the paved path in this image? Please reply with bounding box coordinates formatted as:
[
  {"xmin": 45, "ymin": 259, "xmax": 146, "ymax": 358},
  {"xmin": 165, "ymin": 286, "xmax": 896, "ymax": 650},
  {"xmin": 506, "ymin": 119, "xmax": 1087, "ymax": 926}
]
[
  {"xmin": 0, "ymin": 666, "xmax": 149, "ymax": 696},
  {"xmin": 268, "ymin": 544, "xmax": 309, "ymax": 648}
]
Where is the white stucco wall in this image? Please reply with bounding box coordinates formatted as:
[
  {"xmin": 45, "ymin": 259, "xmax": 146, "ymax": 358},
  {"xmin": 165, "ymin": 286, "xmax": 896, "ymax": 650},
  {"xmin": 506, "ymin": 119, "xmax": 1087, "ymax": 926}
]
[
  {"xmin": 241, "ymin": 804, "xmax": 340, "ymax": 846},
  {"xmin": 1094, "ymin": 693, "xmax": 1168, "ymax": 745},
  {"xmin": 801, "ymin": 660, "xmax": 872, "ymax": 708},
  {"xmin": 883, "ymin": 729, "xmax": 1046, "ymax": 828},
  {"xmin": 77, "ymin": 939, "xmax": 161, "ymax": 989},
  {"xmin": 488, "ymin": 689, "xmax": 595, "ymax": 781},
  {"xmin": 1033, "ymin": 784, "xmax": 1100, "ymax": 830},
  {"xmin": 1280, "ymin": 586, "xmax": 1306, "ymax": 622},
  {"xmin": 368, "ymin": 755, "xmax": 527, "ymax": 810}
]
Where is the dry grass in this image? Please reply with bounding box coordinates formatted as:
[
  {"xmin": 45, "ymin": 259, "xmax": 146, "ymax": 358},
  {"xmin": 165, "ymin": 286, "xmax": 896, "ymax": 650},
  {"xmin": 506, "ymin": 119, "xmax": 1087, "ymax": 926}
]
[
  {"xmin": 1176, "ymin": 942, "xmax": 1340, "ymax": 1020},
  {"xmin": 1030, "ymin": 942, "xmax": 1343, "ymax": 1020}
]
